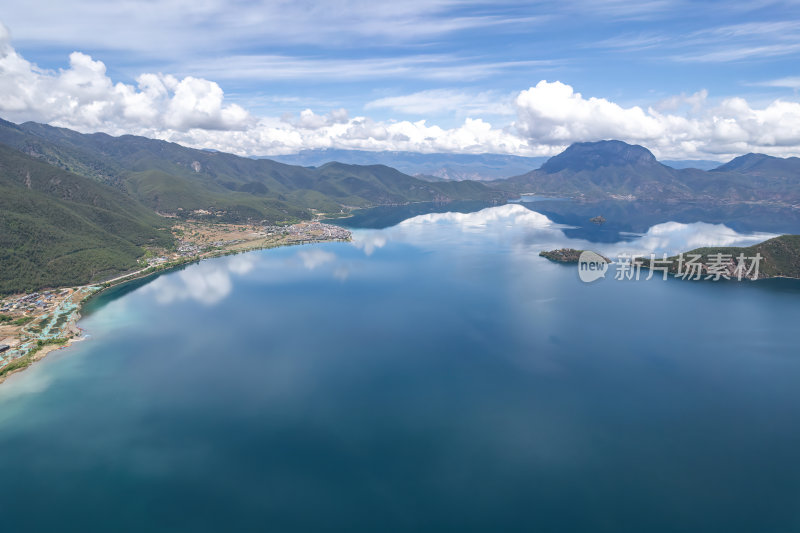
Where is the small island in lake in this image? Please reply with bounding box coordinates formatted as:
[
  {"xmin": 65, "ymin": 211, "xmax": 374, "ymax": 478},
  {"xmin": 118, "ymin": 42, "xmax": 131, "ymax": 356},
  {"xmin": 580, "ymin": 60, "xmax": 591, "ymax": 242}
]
[
  {"xmin": 539, "ymin": 248, "xmax": 610, "ymax": 263},
  {"xmin": 590, "ymin": 215, "xmax": 606, "ymax": 225}
]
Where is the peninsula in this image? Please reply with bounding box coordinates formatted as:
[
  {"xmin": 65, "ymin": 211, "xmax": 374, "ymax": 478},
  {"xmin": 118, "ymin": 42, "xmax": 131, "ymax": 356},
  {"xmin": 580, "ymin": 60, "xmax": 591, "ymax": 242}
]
[
  {"xmin": 637, "ymin": 234, "xmax": 800, "ymax": 280},
  {"xmin": 539, "ymin": 235, "xmax": 800, "ymax": 280}
]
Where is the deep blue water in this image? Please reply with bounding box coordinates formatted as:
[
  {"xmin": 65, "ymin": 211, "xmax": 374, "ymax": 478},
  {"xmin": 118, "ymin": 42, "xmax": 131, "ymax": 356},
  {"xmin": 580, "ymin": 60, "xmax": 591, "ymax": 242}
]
[{"xmin": 1, "ymin": 202, "xmax": 800, "ymax": 532}]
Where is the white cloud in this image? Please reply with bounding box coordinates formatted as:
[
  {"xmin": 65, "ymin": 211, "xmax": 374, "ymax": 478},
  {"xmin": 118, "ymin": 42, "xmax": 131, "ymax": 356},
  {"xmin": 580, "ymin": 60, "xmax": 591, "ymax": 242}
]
[
  {"xmin": 152, "ymin": 116, "xmax": 533, "ymax": 157},
  {"xmin": 0, "ymin": 23, "xmax": 251, "ymax": 132},
  {"xmin": 512, "ymin": 80, "xmax": 800, "ymax": 159},
  {"xmin": 514, "ymin": 81, "xmax": 666, "ymax": 144},
  {"xmin": 289, "ymin": 108, "xmax": 350, "ymax": 130},
  {"xmin": 4, "ymin": 23, "xmax": 800, "ymax": 161}
]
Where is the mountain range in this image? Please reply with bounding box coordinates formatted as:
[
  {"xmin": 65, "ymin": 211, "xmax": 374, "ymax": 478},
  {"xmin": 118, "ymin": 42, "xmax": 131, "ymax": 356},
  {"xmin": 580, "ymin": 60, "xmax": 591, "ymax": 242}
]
[
  {"xmin": 263, "ymin": 149, "xmax": 549, "ymax": 181},
  {"xmin": 0, "ymin": 118, "xmax": 505, "ymax": 292},
  {"xmin": 1, "ymin": 117, "xmax": 800, "ymax": 292},
  {"xmin": 264, "ymin": 148, "xmax": 725, "ymax": 180},
  {"xmin": 0, "ymin": 119, "xmax": 504, "ymax": 223}
]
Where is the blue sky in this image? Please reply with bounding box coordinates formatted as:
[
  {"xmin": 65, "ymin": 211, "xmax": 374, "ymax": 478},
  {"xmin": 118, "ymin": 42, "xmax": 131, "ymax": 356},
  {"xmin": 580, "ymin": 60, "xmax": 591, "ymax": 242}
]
[{"xmin": 2, "ymin": 0, "xmax": 800, "ymax": 159}]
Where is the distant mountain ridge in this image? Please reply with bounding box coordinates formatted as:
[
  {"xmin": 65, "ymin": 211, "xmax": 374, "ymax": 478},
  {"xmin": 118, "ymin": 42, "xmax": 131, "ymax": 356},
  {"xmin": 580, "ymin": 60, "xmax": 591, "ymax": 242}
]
[
  {"xmin": 262, "ymin": 149, "xmax": 548, "ymax": 181},
  {"xmin": 712, "ymin": 153, "xmax": 800, "ymax": 175},
  {"xmin": 263, "ymin": 147, "xmax": 725, "ymax": 178}
]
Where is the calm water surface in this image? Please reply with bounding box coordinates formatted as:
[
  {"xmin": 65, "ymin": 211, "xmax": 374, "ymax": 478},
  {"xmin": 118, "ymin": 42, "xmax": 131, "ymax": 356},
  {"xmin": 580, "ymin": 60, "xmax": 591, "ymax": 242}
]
[{"xmin": 1, "ymin": 202, "xmax": 799, "ymax": 532}]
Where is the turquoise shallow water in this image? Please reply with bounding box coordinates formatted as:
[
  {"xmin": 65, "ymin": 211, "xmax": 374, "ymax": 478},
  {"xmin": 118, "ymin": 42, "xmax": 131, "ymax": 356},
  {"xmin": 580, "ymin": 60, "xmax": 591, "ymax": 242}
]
[{"xmin": 1, "ymin": 202, "xmax": 799, "ymax": 532}]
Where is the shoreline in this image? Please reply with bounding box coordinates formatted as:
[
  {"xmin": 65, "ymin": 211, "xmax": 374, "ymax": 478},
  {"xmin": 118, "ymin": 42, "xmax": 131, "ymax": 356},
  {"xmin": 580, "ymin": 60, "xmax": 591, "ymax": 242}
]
[{"xmin": 0, "ymin": 222, "xmax": 352, "ymax": 386}]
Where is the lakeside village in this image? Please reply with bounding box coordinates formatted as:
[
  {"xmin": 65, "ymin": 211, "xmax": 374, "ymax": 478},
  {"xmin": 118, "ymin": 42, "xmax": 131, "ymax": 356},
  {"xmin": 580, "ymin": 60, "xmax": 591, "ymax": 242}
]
[{"xmin": 0, "ymin": 221, "xmax": 351, "ymax": 382}]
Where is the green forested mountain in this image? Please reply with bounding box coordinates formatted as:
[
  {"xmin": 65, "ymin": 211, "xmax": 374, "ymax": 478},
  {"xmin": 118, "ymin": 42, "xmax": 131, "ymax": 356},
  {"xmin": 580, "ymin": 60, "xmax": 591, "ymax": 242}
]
[
  {"xmin": 0, "ymin": 144, "xmax": 173, "ymax": 294},
  {"xmin": 0, "ymin": 119, "xmax": 505, "ymax": 222},
  {"xmin": 648, "ymin": 235, "xmax": 800, "ymax": 279},
  {"xmin": 736, "ymin": 235, "xmax": 800, "ymax": 278},
  {"xmin": 0, "ymin": 117, "xmax": 505, "ymax": 293},
  {"xmin": 264, "ymin": 148, "xmax": 548, "ymax": 181}
]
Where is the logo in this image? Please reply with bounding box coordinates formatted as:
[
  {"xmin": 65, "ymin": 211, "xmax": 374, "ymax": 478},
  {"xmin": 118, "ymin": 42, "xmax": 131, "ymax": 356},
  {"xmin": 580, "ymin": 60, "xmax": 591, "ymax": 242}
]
[{"xmin": 578, "ymin": 251, "xmax": 609, "ymax": 283}]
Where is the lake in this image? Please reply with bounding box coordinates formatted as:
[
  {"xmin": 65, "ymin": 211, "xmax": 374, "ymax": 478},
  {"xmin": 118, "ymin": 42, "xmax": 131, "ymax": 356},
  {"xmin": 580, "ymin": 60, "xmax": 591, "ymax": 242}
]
[{"xmin": 1, "ymin": 201, "xmax": 800, "ymax": 532}]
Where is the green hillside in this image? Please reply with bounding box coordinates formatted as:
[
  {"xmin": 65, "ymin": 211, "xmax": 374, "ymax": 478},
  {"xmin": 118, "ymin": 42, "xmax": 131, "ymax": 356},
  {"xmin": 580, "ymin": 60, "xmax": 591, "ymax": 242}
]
[
  {"xmin": 0, "ymin": 118, "xmax": 507, "ymax": 293},
  {"xmin": 0, "ymin": 119, "xmax": 505, "ymax": 222},
  {"xmin": 637, "ymin": 235, "xmax": 800, "ymax": 280},
  {"xmin": 678, "ymin": 235, "xmax": 800, "ymax": 279},
  {"xmin": 0, "ymin": 145, "xmax": 173, "ymax": 294}
]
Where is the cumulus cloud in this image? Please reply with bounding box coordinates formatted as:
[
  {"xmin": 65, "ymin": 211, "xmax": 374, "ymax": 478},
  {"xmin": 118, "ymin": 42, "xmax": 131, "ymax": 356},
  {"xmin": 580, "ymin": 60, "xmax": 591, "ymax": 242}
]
[
  {"xmin": 289, "ymin": 108, "xmax": 350, "ymax": 130},
  {"xmin": 512, "ymin": 80, "xmax": 800, "ymax": 159},
  {"xmin": 0, "ymin": 22, "xmax": 251, "ymax": 132},
  {"xmin": 515, "ymin": 81, "xmax": 664, "ymax": 144},
  {"xmin": 156, "ymin": 115, "xmax": 533, "ymax": 157},
  {"xmin": 4, "ymin": 22, "xmax": 800, "ymax": 160}
]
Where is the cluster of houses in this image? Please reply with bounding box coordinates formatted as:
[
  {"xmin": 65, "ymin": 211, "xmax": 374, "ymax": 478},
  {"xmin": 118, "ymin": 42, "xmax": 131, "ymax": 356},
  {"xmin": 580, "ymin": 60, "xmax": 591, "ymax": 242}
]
[
  {"xmin": 1, "ymin": 289, "xmax": 72, "ymax": 316},
  {"xmin": 176, "ymin": 241, "xmax": 204, "ymax": 257},
  {"xmin": 282, "ymin": 222, "xmax": 351, "ymax": 242}
]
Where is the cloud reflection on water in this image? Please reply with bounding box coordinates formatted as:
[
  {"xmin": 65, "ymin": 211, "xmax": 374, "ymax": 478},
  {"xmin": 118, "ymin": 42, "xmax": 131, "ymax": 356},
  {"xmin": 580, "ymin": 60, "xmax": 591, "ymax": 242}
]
[
  {"xmin": 143, "ymin": 204, "xmax": 779, "ymax": 306},
  {"xmin": 605, "ymin": 221, "xmax": 777, "ymax": 258},
  {"xmin": 358, "ymin": 204, "xmax": 778, "ymax": 259},
  {"xmin": 144, "ymin": 254, "xmax": 257, "ymax": 306},
  {"xmin": 297, "ymin": 249, "xmax": 336, "ymax": 270}
]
